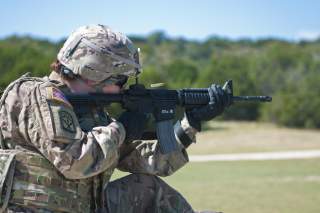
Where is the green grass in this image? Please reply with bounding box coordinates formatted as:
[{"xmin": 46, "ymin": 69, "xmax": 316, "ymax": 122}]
[
  {"xmin": 163, "ymin": 160, "xmax": 320, "ymax": 213},
  {"xmin": 189, "ymin": 121, "xmax": 320, "ymax": 154},
  {"xmin": 113, "ymin": 159, "xmax": 320, "ymax": 213},
  {"xmin": 111, "ymin": 122, "xmax": 320, "ymax": 212}
]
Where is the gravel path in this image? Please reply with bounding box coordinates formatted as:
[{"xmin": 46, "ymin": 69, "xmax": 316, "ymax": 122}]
[{"xmin": 189, "ymin": 150, "xmax": 320, "ymax": 162}]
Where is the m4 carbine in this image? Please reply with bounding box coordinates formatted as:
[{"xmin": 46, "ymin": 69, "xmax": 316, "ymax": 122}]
[{"xmin": 66, "ymin": 80, "xmax": 271, "ymax": 154}]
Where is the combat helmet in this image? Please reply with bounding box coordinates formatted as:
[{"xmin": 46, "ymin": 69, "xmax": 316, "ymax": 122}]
[{"xmin": 57, "ymin": 24, "xmax": 141, "ymax": 85}]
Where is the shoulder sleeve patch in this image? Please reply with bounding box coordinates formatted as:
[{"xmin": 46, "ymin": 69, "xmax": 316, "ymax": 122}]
[
  {"xmin": 59, "ymin": 110, "xmax": 76, "ymax": 133},
  {"xmin": 46, "ymin": 87, "xmax": 73, "ymax": 108},
  {"xmin": 48, "ymin": 101, "xmax": 82, "ymax": 143}
]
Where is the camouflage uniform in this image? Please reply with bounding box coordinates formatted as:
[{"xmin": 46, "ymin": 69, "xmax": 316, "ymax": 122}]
[
  {"xmin": 0, "ymin": 24, "xmax": 200, "ymax": 212},
  {"xmin": 0, "ymin": 70, "xmax": 197, "ymax": 212}
]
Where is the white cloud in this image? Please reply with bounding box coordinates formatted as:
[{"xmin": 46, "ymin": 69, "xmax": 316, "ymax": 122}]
[{"xmin": 295, "ymin": 30, "xmax": 320, "ymax": 41}]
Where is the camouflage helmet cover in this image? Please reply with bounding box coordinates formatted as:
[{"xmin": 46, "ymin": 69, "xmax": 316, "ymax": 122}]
[{"xmin": 57, "ymin": 24, "xmax": 141, "ymax": 82}]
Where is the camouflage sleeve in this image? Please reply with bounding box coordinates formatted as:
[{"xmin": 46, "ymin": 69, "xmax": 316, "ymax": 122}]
[
  {"xmin": 117, "ymin": 140, "xmax": 189, "ymax": 177},
  {"xmin": 117, "ymin": 115, "xmax": 197, "ymax": 177},
  {"xmin": 18, "ymin": 81, "xmax": 125, "ymax": 179}
]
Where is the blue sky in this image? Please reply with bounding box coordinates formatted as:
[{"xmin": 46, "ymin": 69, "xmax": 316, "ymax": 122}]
[{"xmin": 1, "ymin": 0, "xmax": 320, "ymax": 41}]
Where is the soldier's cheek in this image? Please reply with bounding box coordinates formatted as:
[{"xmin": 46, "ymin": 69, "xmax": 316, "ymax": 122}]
[{"xmin": 102, "ymin": 85, "xmax": 121, "ymax": 94}]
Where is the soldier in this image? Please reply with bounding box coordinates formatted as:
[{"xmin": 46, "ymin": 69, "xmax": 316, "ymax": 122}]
[{"xmin": 0, "ymin": 25, "xmax": 230, "ymax": 213}]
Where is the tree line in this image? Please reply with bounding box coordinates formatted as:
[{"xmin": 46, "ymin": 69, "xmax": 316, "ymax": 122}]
[{"xmin": 1, "ymin": 32, "xmax": 320, "ymax": 128}]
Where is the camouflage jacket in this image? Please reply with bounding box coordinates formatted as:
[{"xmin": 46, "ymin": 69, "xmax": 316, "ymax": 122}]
[{"xmin": 0, "ymin": 72, "xmax": 197, "ymax": 212}]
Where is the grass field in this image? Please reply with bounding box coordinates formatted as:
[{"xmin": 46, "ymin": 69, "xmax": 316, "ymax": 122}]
[
  {"xmin": 163, "ymin": 160, "xmax": 320, "ymax": 213},
  {"xmin": 112, "ymin": 121, "xmax": 320, "ymax": 213},
  {"xmin": 189, "ymin": 121, "xmax": 320, "ymax": 155}
]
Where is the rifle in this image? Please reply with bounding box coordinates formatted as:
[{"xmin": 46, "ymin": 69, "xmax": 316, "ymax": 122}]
[{"xmin": 66, "ymin": 80, "xmax": 271, "ymax": 154}]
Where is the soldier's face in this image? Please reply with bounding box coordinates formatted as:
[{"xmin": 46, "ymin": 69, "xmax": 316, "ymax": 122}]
[
  {"xmin": 101, "ymin": 84, "xmax": 122, "ymax": 93},
  {"xmin": 66, "ymin": 77, "xmax": 122, "ymax": 94},
  {"xmin": 84, "ymin": 78, "xmax": 122, "ymax": 94}
]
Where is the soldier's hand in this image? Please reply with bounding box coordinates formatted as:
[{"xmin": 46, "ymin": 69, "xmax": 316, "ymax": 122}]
[
  {"xmin": 185, "ymin": 84, "xmax": 232, "ymax": 131},
  {"xmin": 117, "ymin": 111, "xmax": 148, "ymax": 144}
]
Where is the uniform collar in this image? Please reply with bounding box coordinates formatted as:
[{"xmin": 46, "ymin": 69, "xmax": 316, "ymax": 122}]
[{"xmin": 46, "ymin": 71, "xmax": 71, "ymax": 93}]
